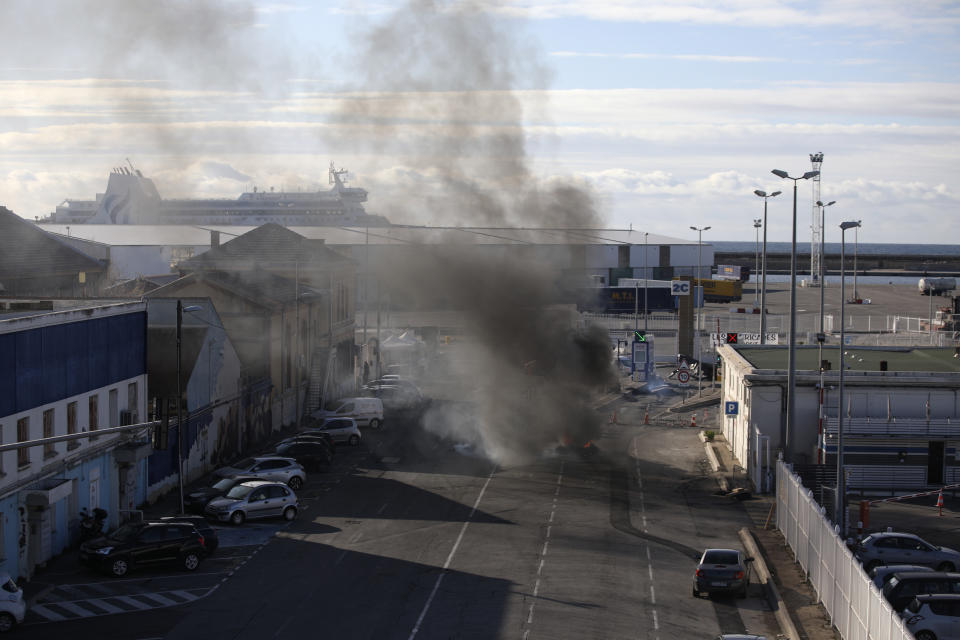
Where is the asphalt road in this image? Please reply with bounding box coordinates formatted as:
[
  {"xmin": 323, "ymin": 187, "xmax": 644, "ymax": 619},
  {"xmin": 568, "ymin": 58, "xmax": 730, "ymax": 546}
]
[{"xmin": 23, "ymin": 400, "xmax": 777, "ymax": 640}]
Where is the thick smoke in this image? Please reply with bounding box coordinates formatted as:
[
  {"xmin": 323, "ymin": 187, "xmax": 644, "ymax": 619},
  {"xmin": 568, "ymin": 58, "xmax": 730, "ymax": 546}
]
[{"xmin": 338, "ymin": 1, "xmax": 615, "ymax": 464}]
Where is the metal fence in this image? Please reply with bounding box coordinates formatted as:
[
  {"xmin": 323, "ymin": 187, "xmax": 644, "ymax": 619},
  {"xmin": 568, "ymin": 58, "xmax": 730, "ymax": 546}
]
[{"xmin": 776, "ymin": 460, "xmax": 913, "ymax": 640}]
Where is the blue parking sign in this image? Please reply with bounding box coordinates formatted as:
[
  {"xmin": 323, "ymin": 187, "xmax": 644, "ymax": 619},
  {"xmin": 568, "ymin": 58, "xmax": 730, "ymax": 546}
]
[{"xmin": 724, "ymin": 401, "xmax": 739, "ymax": 416}]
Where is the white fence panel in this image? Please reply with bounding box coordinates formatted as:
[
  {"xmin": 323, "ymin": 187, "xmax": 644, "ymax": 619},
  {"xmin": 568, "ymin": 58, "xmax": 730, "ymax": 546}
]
[{"xmin": 775, "ymin": 460, "xmax": 914, "ymax": 640}]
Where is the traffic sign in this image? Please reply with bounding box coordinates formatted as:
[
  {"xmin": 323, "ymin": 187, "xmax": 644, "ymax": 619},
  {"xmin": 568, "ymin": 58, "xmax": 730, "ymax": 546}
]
[
  {"xmin": 677, "ymin": 370, "xmax": 690, "ymax": 384},
  {"xmin": 671, "ymin": 281, "xmax": 690, "ymax": 296},
  {"xmin": 710, "ymin": 332, "xmax": 779, "ymax": 346},
  {"xmin": 724, "ymin": 401, "xmax": 739, "ymax": 416},
  {"xmin": 726, "ymin": 333, "xmax": 738, "ymax": 344}
]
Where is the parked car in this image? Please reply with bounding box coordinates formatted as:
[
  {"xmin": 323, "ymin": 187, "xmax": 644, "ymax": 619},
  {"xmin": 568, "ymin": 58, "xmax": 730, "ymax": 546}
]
[
  {"xmin": 278, "ymin": 431, "xmax": 336, "ymax": 453},
  {"xmin": 882, "ymin": 571, "xmax": 960, "ymax": 612},
  {"xmin": 693, "ymin": 548, "xmax": 753, "ymax": 599},
  {"xmin": 303, "ymin": 417, "xmax": 362, "ymax": 446},
  {"xmin": 363, "ymin": 384, "xmax": 424, "ymax": 412},
  {"xmin": 311, "ymin": 397, "xmax": 383, "ymax": 430},
  {"xmin": 204, "ymin": 480, "xmax": 299, "ymax": 525},
  {"xmin": 183, "ymin": 475, "xmax": 261, "ymax": 514},
  {"xmin": 214, "ymin": 456, "xmax": 306, "ymax": 490},
  {"xmin": 854, "ymin": 532, "xmax": 960, "ymax": 572},
  {"xmin": 79, "ymin": 521, "xmax": 207, "ymax": 577},
  {"xmin": 151, "ymin": 515, "xmax": 220, "ymax": 555},
  {"xmin": 273, "ymin": 440, "xmax": 333, "ymax": 471},
  {"xmin": 869, "ymin": 564, "xmax": 934, "ymax": 589},
  {"xmin": 0, "ymin": 573, "xmax": 25, "ymax": 633},
  {"xmin": 902, "ymin": 593, "xmax": 960, "ymax": 640}
]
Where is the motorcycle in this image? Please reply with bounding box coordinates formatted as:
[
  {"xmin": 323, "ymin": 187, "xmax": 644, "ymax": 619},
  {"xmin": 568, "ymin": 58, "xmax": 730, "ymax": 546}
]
[{"xmin": 79, "ymin": 507, "xmax": 108, "ymax": 541}]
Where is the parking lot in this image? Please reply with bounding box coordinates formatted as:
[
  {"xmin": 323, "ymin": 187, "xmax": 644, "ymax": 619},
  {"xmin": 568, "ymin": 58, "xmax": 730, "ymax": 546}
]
[{"xmin": 21, "ymin": 426, "xmax": 388, "ymax": 627}]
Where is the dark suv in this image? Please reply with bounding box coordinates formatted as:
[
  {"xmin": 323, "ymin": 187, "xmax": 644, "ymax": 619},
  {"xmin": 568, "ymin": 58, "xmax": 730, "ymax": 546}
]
[{"xmin": 79, "ymin": 521, "xmax": 207, "ymax": 577}]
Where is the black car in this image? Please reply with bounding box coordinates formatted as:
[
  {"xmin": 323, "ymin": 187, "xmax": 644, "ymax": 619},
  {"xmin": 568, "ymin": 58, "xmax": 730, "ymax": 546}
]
[
  {"xmin": 274, "ymin": 440, "xmax": 333, "ymax": 471},
  {"xmin": 79, "ymin": 521, "xmax": 207, "ymax": 577},
  {"xmin": 280, "ymin": 432, "xmax": 336, "ymax": 454},
  {"xmin": 151, "ymin": 515, "xmax": 219, "ymax": 555},
  {"xmin": 183, "ymin": 475, "xmax": 261, "ymax": 514}
]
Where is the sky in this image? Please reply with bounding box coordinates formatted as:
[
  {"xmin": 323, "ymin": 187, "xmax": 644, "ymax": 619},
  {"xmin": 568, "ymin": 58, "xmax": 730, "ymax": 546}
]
[{"xmin": 1, "ymin": 0, "xmax": 958, "ymax": 246}]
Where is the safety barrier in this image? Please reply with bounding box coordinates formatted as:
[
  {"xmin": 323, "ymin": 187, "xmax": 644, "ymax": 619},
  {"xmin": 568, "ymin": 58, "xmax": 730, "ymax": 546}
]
[{"xmin": 776, "ymin": 460, "xmax": 913, "ymax": 640}]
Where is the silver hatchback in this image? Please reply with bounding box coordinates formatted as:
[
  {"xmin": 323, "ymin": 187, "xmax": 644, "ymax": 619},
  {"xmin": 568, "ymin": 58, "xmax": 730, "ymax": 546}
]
[
  {"xmin": 214, "ymin": 456, "xmax": 306, "ymax": 490},
  {"xmin": 855, "ymin": 532, "xmax": 960, "ymax": 572},
  {"xmin": 204, "ymin": 481, "xmax": 299, "ymax": 525}
]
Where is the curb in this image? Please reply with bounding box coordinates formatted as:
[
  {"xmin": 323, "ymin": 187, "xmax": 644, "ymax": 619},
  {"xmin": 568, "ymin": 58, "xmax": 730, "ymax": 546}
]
[
  {"xmin": 739, "ymin": 527, "xmax": 801, "ymax": 640},
  {"xmin": 704, "ymin": 442, "xmax": 721, "ymax": 473}
]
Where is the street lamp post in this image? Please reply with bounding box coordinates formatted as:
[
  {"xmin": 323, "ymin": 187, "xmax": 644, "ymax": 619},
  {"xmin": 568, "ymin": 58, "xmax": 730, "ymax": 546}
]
[
  {"xmin": 753, "ymin": 218, "xmax": 762, "ymax": 307},
  {"xmin": 852, "ymin": 221, "xmax": 862, "ymax": 302},
  {"xmin": 690, "ymin": 225, "xmax": 710, "ymax": 397},
  {"xmin": 816, "ymin": 200, "xmax": 837, "ymax": 336},
  {"xmin": 772, "ymin": 168, "xmax": 820, "ymax": 462},
  {"xmin": 837, "ymin": 220, "xmax": 861, "ymax": 535},
  {"xmin": 815, "ymin": 199, "xmax": 836, "ymax": 466},
  {"xmin": 754, "ymin": 190, "xmax": 781, "ymax": 345},
  {"xmin": 176, "ymin": 300, "xmax": 201, "ymax": 515},
  {"xmin": 644, "ymin": 232, "xmax": 650, "ymax": 379}
]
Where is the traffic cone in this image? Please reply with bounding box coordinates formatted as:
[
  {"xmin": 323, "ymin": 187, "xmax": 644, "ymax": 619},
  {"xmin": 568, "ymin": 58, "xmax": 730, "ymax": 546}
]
[
  {"xmin": 704, "ymin": 408, "xmax": 709, "ymax": 420},
  {"xmin": 644, "ymin": 411, "xmax": 650, "ymax": 425},
  {"xmin": 690, "ymin": 413, "xmax": 697, "ymax": 428},
  {"xmin": 609, "ymin": 411, "xmax": 617, "ymax": 425},
  {"xmin": 937, "ymin": 490, "xmax": 944, "ymax": 516}
]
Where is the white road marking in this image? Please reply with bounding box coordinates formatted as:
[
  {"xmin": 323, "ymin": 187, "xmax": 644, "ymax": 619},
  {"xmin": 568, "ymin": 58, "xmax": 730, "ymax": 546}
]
[
  {"xmin": 114, "ymin": 595, "xmax": 152, "ymax": 610},
  {"xmin": 524, "ymin": 461, "xmax": 564, "ymax": 634},
  {"xmin": 407, "ymin": 467, "xmax": 498, "ymax": 640}
]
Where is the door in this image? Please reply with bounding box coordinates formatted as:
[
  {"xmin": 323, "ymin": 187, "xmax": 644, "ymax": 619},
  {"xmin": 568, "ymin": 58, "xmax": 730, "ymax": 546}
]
[
  {"xmin": 928, "ymin": 441, "xmax": 945, "ymax": 485},
  {"xmin": 133, "ymin": 526, "xmax": 168, "ymax": 565},
  {"xmin": 266, "ymin": 485, "xmax": 292, "ymax": 517},
  {"xmin": 245, "ymin": 488, "xmax": 271, "ymax": 519}
]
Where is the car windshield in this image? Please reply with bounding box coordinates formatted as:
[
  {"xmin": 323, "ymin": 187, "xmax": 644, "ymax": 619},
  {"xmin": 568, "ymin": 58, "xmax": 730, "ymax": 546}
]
[
  {"xmin": 109, "ymin": 524, "xmax": 142, "ymax": 542},
  {"xmin": 226, "ymin": 484, "xmax": 256, "ymax": 499},
  {"xmin": 703, "ymin": 550, "xmax": 740, "ymax": 565}
]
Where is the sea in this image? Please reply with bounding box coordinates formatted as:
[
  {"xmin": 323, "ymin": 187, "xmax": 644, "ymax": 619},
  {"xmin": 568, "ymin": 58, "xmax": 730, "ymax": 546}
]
[{"xmin": 712, "ymin": 241, "xmax": 959, "ymax": 286}]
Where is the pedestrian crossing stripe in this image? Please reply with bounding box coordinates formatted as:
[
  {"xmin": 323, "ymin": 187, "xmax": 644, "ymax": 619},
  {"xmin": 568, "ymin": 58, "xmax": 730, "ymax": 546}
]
[{"xmin": 27, "ymin": 589, "xmax": 206, "ymax": 623}]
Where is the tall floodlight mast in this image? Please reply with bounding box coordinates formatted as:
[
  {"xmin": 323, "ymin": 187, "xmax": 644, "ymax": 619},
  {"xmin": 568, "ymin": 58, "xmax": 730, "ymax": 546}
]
[{"xmin": 810, "ymin": 152, "xmax": 824, "ymax": 287}]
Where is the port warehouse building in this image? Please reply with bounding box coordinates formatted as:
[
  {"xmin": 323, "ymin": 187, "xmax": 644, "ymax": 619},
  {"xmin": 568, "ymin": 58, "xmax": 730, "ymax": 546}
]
[
  {"xmin": 35, "ymin": 223, "xmax": 716, "ymax": 298},
  {"xmin": 718, "ymin": 343, "xmax": 960, "ymax": 497}
]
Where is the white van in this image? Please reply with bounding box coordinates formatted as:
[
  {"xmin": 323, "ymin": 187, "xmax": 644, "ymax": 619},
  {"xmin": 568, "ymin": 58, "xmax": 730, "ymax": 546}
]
[{"xmin": 312, "ymin": 397, "xmax": 384, "ymax": 430}]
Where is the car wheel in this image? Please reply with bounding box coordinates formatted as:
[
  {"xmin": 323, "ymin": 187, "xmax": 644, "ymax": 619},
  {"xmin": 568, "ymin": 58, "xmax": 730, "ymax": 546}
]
[
  {"xmin": 369, "ymin": 418, "xmax": 381, "ymax": 430},
  {"xmin": 230, "ymin": 511, "xmax": 246, "ymax": 525},
  {"xmin": 288, "ymin": 476, "xmax": 303, "ymax": 490},
  {"xmin": 110, "ymin": 557, "xmax": 130, "ymax": 577},
  {"xmin": 915, "ymin": 631, "xmax": 937, "ymax": 640},
  {"xmin": 182, "ymin": 552, "xmax": 201, "ymax": 571},
  {"xmin": 283, "ymin": 506, "xmax": 297, "ymax": 521},
  {"xmin": 937, "ymin": 562, "xmax": 955, "ymax": 572},
  {"xmin": 864, "ymin": 560, "xmax": 881, "ymax": 572},
  {"xmin": 692, "ymin": 587, "xmax": 699, "ymax": 598},
  {"xmin": 0, "ymin": 612, "xmax": 16, "ymax": 632},
  {"xmin": 739, "ymin": 584, "xmax": 748, "ymax": 599},
  {"xmin": 349, "ymin": 435, "xmax": 360, "ymax": 446}
]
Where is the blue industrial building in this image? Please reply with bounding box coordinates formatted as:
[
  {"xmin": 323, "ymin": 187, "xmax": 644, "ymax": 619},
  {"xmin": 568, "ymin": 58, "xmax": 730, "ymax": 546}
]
[{"xmin": 0, "ymin": 302, "xmax": 149, "ymax": 581}]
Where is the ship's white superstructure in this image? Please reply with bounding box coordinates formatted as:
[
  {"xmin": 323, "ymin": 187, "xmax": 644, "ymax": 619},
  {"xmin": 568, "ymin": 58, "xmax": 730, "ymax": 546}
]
[{"xmin": 46, "ymin": 162, "xmax": 389, "ymax": 227}]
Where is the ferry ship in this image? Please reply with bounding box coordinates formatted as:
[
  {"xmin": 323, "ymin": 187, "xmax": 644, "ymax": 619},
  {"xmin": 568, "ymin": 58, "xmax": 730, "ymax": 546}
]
[{"xmin": 45, "ymin": 161, "xmax": 390, "ymax": 227}]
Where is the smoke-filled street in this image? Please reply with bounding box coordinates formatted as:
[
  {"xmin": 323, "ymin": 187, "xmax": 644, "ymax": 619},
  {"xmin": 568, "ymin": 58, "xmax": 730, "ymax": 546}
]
[{"xmin": 19, "ymin": 364, "xmax": 778, "ymax": 640}]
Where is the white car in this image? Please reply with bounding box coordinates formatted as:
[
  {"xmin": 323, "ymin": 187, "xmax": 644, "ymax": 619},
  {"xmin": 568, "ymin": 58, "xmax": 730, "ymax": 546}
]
[
  {"xmin": 213, "ymin": 456, "xmax": 307, "ymax": 490},
  {"xmin": 0, "ymin": 572, "xmax": 26, "ymax": 632},
  {"xmin": 303, "ymin": 417, "xmax": 362, "ymax": 446},
  {"xmin": 902, "ymin": 593, "xmax": 960, "ymax": 640}
]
